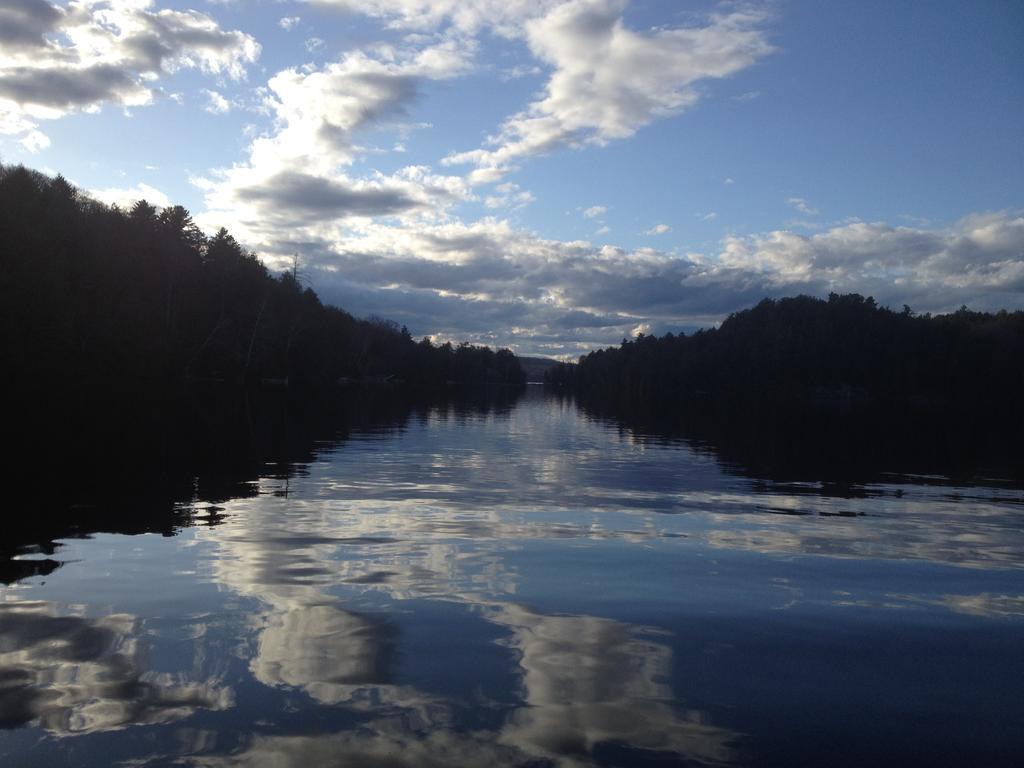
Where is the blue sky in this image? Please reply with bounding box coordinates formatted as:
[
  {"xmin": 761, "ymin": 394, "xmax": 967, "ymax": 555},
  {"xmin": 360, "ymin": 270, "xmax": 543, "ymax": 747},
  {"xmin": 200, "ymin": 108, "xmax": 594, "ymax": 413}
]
[{"xmin": 2, "ymin": 0, "xmax": 1022, "ymax": 356}]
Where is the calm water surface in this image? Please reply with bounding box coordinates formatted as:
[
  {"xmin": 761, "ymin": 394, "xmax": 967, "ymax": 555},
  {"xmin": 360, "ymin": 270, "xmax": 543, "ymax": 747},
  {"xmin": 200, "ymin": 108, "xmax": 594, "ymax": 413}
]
[{"xmin": 2, "ymin": 389, "xmax": 1023, "ymax": 767}]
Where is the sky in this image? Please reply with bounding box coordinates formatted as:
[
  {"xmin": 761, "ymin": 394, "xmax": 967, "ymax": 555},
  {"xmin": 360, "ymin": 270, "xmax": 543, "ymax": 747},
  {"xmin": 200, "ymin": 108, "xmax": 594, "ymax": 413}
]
[{"xmin": 1, "ymin": 0, "xmax": 1022, "ymax": 357}]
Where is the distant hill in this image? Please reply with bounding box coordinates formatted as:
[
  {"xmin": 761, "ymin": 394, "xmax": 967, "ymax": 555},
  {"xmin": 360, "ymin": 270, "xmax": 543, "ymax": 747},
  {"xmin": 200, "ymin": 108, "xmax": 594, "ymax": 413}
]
[{"xmin": 518, "ymin": 356, "xmax": 565, "ymax": 383}]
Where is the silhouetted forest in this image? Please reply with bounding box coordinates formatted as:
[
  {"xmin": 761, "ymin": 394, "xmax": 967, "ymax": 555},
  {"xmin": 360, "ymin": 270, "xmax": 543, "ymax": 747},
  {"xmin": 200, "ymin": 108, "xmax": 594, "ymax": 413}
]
[
  {"xmin": 546, "ymin": 294, "xmax": 1024, "ymax": 480},
  {"xmin": 0, "ymin": 163, "xmax": 525, "ymax": 394},
  {"xmin": 547, "ymin": 293, "xmax": 1024, "ymax": 416}
]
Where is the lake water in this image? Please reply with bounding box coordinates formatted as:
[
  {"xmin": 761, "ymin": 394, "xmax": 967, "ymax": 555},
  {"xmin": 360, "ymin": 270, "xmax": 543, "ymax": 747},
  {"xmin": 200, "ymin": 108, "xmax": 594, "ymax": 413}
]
[{"xmin": 2, "ymin": 387, "xmax": 1022, "ymax": 767}]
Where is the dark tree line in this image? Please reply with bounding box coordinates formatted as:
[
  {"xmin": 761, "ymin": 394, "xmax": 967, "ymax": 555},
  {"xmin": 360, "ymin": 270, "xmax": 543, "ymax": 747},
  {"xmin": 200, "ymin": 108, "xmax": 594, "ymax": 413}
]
[
  {"xmin": 546, "ymin": 294, "xmax": 1024, "ymax": 481},
  {"xmin": 0, "ymin": 163, "xmax": 524, "ymax": 394},
  {"xmin": 546, "ymin": 293, "xmax": 1024, "ymax": 419}
]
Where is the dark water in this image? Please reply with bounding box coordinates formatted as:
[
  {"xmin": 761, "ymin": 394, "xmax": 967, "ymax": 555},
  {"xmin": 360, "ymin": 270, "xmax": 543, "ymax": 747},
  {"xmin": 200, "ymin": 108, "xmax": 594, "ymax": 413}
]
[{"xmin": 2, "ymin": 387, "xmax": 1023, "ymax": 767}]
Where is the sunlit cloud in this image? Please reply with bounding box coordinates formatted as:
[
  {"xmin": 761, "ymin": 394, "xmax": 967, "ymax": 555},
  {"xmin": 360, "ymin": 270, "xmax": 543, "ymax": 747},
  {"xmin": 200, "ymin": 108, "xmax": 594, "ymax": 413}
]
[
  {"xmin": 0, "ymin": 0, "xmax": 259, "ymax": 148},
  {"xmin": 90, "ymin": 180, "xmax": 171, "ymax": 208},
  {"xmin": 787, "ymin": 196, "xmax": 819, "ymax": 215},
  {"xmin": 443, "ymin": 1, "xmax": 773, "ymax": 181}
]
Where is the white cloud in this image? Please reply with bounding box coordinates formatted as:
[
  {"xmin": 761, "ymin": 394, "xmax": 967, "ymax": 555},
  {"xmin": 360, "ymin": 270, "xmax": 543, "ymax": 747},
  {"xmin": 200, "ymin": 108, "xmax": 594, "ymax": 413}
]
[
  {"xmin": 20, "ymin": 128, "xmax": 50, "ymax": 153},
  {"xmin": 645, "ymin": 223, "xmax": 671, "ymax": 235},
  {"xmin": 195, "ymin": 40, "xmax": 475, "ymax": 245},
  {"xmin": 307, "ymin": 0, "xmax": 563, "ymax": 37},
  {"xmin": 787, "ymin": 197, "xmax": 819, "ymax": 215},
  {"xmin": 500, "ymin": 64, "xmax": 542, "ymax": 81},
  {"xmin": 202, "ymin": 89, "xmax": 232, "ymax": 114},
  {"xmin": 0, "ymin": 0, "xmax": 259, "ymax": 147},
  {"xmin": 279, "ymin": 16, "xmax": 301, "ymax": 31},
  {"xmin": 306, "ymin": 2, "xmax": 771, "ymax": 186},
  {"xmin": 443, "ymin": 0, "xmax": 773, "ymax": 181},
  {"xmin": 719, "ymin": 213, "xmax": 1024, "ymax": 302},
  {"xmin": 90, "ymin": 181, "xmax": 171, "ymax": 209},
  {"xmin": 0, "ymin": 110, "xmax": 36, "ymax": 137},
  {"xmin": 305, "ymin": 37, "xmax": 325, "ymax": 53},
  {"xmin": 582, "ymin": 205, "xmax": 606, "ymax": 219},
  {"xmin": 484, "ymin": 182, "xmax": 534, "ymax": 210},
  {"xmin": 724, "ymin": 177, "xmax": 734, "ymax": 185}
]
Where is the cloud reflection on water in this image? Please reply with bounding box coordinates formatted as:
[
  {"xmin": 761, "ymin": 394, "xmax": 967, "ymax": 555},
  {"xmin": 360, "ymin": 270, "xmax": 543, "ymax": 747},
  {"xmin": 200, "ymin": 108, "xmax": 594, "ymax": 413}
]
[
  {"xmin": 182, "ymin": 391, "xmax": 1022, "ymax": 763},
  {"xmin": 0, "ymin": 601, "xmax": 232, "ymax": 734},
  {"xmin": 2, "ymin": 392, "xmax": 1021, "ymax": 766},
  {"xmin": 489, "ymin": 604, "xmax": 735, "ymax": 766},
  {"xmin": 199, "ymin": 485, "xmax": 739, "ymax": 766},
  {"xmin": 200, "ymin": 600, "xmax": 737, "ymax": 767}
]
